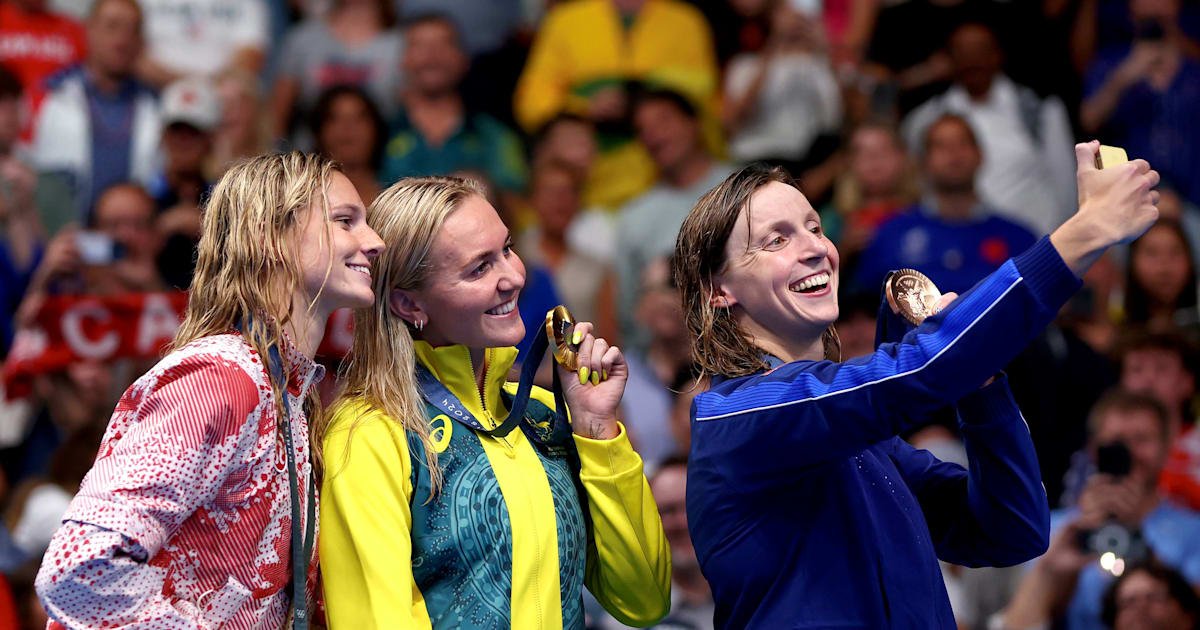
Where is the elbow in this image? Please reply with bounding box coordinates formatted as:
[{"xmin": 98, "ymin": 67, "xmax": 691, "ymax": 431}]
[{"xmin": 613, "ymin": 586, "xmax": 672, "ymax": 628}]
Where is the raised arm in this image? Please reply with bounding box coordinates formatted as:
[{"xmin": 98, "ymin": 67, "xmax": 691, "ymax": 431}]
[
  {"xmin": 690, "ymin": 142, "xmax": 1158, "ymax": 489},
  {"xmin": 35, "ymin": 359, "xmax": 258, "ymax": 628}
]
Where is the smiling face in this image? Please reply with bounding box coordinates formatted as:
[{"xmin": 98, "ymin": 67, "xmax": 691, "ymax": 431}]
[
  {"xmin": 715, "ymin": 181, "xmax": 840, "ymax": 360},
  {"xmin": 399, "ymin": 195, "xmax": 526, "ymax": 350},
  {"xmin": 294, "ymin": 171, "xmax": 384, "ymax": 316}
]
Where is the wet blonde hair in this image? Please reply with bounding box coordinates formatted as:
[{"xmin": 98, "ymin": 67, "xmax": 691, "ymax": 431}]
[
  {"xmin": 322, "ymin": 175, "xmax": 486, "ymax": 496},
  {"xmin": 673, "ymin": 163, "xmax": 840, "ymax": 379},
  {"xmin": 173, "ymin": 151, "xmax": 340, "ymax": 469}
]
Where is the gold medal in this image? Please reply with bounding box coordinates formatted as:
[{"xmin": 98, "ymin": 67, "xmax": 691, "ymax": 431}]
[
  {"xmin": 544, "ymin": 305, "xmax": 581, "ymax": 371},
  {"xmin": 886, "ymin": 269, "xmax": 943, "ymax": 326}
]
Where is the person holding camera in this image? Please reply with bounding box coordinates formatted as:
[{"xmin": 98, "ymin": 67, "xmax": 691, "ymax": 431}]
[{"xmin": 994, "ymin": 389, "xmax": 1200, "ymax": 630}]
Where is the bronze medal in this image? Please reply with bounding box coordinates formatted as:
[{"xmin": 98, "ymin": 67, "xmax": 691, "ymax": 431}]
[
  {"xmin": 886, "ymin": 269, "xmax": 943, "ymax": 326},
  {"xmin": 544, "ymin": 305, "xmax": 581, "ymax": 372}
]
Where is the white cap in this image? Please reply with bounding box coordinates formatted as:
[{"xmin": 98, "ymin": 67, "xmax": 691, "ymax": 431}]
[{"xmin": 160, "ymin": 77, "xmax": 221, "ymax": 133}]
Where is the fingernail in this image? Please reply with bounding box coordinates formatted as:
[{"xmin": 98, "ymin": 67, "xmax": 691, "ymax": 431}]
[
  {"xmin": 591, "ymin": 370, "xmax": 600, "ymax": 386},
  {"xmin": 579, "ymin": 367, "xmax": 589, "ymax": 385},
  {"xmin": 572, "ymin": 330, "xmax": 582, "ymax": 345},
  {"xmin": 602, "ymin": 370, "xmax": 608, "ymax": 381}
]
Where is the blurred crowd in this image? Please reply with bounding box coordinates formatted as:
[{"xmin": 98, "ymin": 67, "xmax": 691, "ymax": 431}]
[{"xmin": 0, "ymin": 0, "xmax": 1198, "ymax": 628}]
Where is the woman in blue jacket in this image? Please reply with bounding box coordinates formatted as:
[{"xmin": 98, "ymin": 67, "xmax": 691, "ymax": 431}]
[{"xmin": 670, "ymin": 143, "xmax": 1160, "ymax": 629}]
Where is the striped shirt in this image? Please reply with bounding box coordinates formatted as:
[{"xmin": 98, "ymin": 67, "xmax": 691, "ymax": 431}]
[{"xmin": 36, "ymin": 332, "xmax": 323, "ymax": 629}]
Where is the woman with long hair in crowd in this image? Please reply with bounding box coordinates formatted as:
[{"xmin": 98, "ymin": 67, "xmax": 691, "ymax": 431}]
[
  {"xmin": 670, "ymin": 142, "xmax": 1159, "ymax": 629},
  {"xmin": 35, "ymin": 152, "xmax": 384, "ymax": 628},
  {"xmin": 1124, "ymin": 217, "xmax": 1199, "ymax": 334},
  {"xmin": 317, "ymin": 175, "xmax": 670, "ymax": 629}
]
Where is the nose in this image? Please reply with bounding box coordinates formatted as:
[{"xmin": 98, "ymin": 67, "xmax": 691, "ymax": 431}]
[
  {"xmin": 359, "ymin": 224, "xmax": 385, "ymax": 260},
  {"xmin": 497, "ymin": 252, "xmax": 526, "ymax": 293},
  {"xmin": 797, "ymin": 230, "xmax": 829, "ymax": 263}
]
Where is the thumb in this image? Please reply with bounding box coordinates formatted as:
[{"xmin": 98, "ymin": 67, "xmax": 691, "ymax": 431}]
[{"xmin": 1076, "ymin": 140, "xmax": 1101, "ymax": 176}]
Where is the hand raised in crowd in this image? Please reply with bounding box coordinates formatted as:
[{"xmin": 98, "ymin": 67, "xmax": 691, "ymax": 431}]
[
  {"xmin": 36, "ymin": 229, "xmax": 82, "ymax": 281},
  {"xmin": 559, "ymin": 321, "xmax": 627, "ymax": 440}
]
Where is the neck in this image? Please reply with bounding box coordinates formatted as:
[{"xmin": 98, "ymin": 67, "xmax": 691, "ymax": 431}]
[
  {"xmin": 743, "ymin": 316, "xmax": 826, "ymax": 363},
  {"xmin": 406, "ymin": 90, "xmax": 461, "ymax": 111},
  {"xmin": 84, "ymin": 63, "xmax": 124, "ymax": 94},
  {"xmin": 287, "ymin": 300, "xmax": 333, "ymax": 361},
  {"xmin": 664, "ymin": 152, "xmax": 712, "ymax": 189},
  {"xmin": 965, "ymin": 77, "xmax": 994, "ymax": 102},
  {"xmin": 934, "ymin": 190, "xmax": 977, "ymax": 221}
]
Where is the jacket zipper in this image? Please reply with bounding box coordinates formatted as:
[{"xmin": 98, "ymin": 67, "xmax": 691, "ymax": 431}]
[{"xmin": 466, "ymin": 346, "xmax": 543, "ymax": 626}]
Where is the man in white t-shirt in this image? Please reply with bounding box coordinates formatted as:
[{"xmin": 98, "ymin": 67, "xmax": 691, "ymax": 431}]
[{"xmin": 135, "ymin": 0, "xmax": 267, "ymax": 88}]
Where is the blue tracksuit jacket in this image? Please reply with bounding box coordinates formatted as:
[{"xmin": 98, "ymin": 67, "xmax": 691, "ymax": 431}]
[{"xmin": 688, "ymin": 236, "xmax": 1079, "ymax": 629}]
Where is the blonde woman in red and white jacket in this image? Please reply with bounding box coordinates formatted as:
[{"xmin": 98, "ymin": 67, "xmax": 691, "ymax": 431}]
[{"xmin": 34, "ymin": 151, "xmax": 384, "ymax": 630}]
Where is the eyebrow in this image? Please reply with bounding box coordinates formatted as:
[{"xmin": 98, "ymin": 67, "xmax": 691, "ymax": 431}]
[
  {"xmin": 330, "ymin": 203, "xmax": 364, "ymax": 215},
  {"xmin": 461, "ymin": 230, "xmax": 512, "ymax": 268}
]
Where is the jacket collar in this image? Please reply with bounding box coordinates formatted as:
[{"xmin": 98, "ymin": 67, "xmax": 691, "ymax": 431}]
[{"xmin": 413, "ymin": 341, "xmax": 519, "ymax": 425}]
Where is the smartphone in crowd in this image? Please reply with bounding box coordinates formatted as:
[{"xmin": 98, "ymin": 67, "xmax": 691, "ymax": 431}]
[{"xmin": 75, "ymin": 231, "xmax": 124, "ymax": 265}]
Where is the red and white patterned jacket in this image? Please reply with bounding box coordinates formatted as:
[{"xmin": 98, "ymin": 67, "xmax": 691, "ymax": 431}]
[{"xmin": 35, "ymin": 332, "xmax": 322, "ymax": 629}]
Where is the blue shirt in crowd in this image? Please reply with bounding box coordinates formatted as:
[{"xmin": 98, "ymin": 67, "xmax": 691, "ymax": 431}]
[
  {"xmin": 82, "ymin": 72, "xmax": 145, "ymax": 218},
  {"xmin": 1054, "ymin": 501, "xmax": 1200, "ymax": 630},
  {"xmin": 1084, "ymin": 48, "xmax": 1200, "ymax": 205},
  {"xmin": 854, "ymin": 201, "xmax": 1037, "ymax": 295},
  {"xmin": 688, "ymin": 237, "xmax": 1080, "ymax": 629}
]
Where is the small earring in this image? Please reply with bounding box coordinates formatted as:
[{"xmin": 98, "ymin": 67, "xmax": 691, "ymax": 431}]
[{"xmin": 416, "ymin": 319, "xmax": 425, "ymax": 332}]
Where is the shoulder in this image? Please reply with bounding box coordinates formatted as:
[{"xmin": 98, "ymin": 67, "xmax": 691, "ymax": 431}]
[
  {"xmin": 139, "ymin": 334, "xmax": 263, "ymax": 391},
  {"xmin": 652, "ymin": 0, "xmax": 709, "ymax": 26},
  {"xmin": 42, "ymin": 65, "xmax": 83, "ymax": 93},
  {"xmin": 324, "ymin": 398, "xmax": 413, "ymax": 466}
]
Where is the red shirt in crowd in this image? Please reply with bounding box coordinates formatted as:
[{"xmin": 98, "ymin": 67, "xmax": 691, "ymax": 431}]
[
  {"xmin": 0, "ymin": 3, "xmax": 86, "ymax": 138},
  {"xmin": 34, "ymin": 332, "xmax": 321, "ymax": 629}
]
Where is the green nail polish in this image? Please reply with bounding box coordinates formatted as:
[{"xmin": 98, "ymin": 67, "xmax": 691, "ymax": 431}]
[
  {"xmin": 579, "ymin": 367, "xmax": 589, "ymax": 385},
  {"xmin": 591, "ymin": 370, "xmax": 600, "ymax": 386},
  {"xmin": 572, "ymin": 330, "xmax": 582, "ymax": 345}
]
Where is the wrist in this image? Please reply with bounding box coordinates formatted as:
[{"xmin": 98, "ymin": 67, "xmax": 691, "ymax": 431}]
[
  {"xmin": 572, "ymin": 413, "xmax": 619, "ymax": 440},
  {"xmin": 1050, "ymin": 214, "xmax": 1111, "ymax": 278}
]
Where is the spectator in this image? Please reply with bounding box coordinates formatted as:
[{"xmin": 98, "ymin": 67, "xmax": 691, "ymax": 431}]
[
  {"xmin": 902, "ymin": 22, "xmax": 1076, "ymax": 237},
  {"xmin": 379, "ymin": 14, "xmax": 527, "ymax": 199},
  {"xmin": 722, "ymin": 2, "xmax": 842, "ymax": 170},
  {"xmin": 16, "ymin": 182, "xmax": 164, "ymax": 327},
  {"xmin": 614, "ymin": 89, "xmax": 733, "ymax": 353},
  {"xmin": 1156, "ymin": 186, "xmax": 1200, "ymax": 271},
  {"xmin": 270, "ymin": 0, "xmax": 401, "ymax": 144},
  {"xmin": 528, "ymin": 114, "xmax": 625, "ymax": 264},
  {"xmin": 516, "ymin": 159, "xmax": 610, "ymax": 327},
  {"xmin": 1100, "ymin": 561, "xmax": 1200, "ymax": 630},
  {"xmin": 1114, "ymin": 331, "xmax": 1200, "ymax": 511},
  {"xmin": 1080, "ymin": 0, "xmax": 1200, "ymax": 206},
  {"xmin": 1122, "ymin": 219, "xmax": 1199, "ymax": 334},
  {"xmin": 0, "ymin": 0, "xmax": 86, "ymax": 139},
  {"xmin": 514, "ymin": 0, "xmax": 720, "ymax": 210},
  {"xmin": 30, "ymin": 0, "xmax": 161, "ymax": 223},
  {"xmin": 151, "ymin": 77, "xmax": 218, "ymax": 213},
  {"xmin": 152, "ymin": 77, "xmax": 221, "ymax": 290},
  {"xmin": 397, "ymin": 0, "xmax": 524, "ymax": 58},
  {"xmin": 854, "ymin": 114, "xmax": 1037, "ymax": 294},
  {"xmin": 619, "ymin": 257, "xmax": 690, "ymax": 473},
  {"xmin": 135, "ymin": 0, "xmax": 268, "ymax": 88},
  {"xmin": 0, "ymin": 67, "xmax": 43, "ymax": 357},
  {"xmin": 312, "ymin": 85, "xmax": 387, "ymax": 204},
  {"xmin": 650, "ymin": 455, "xmax": 715, "ymax": 629},
  {"xmin": 210, "ymin": 69, "xmax": 266, "ymax": 174},
  {"xmin": 820, "ymin": 122, "xmax": 919, "ymax": 260},
  {"xmin": 997, "ymin": 389, "xmax": 1200, "ymax": 630}
]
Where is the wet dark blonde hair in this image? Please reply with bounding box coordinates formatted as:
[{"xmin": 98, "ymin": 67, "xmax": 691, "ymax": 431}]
[{"xmin": 672, "ymin": 163, "xmax": 840, "ymax": 379}]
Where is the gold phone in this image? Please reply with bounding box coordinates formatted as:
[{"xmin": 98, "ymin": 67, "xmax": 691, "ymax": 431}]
[{"xmin": 1095, "ymin": 145, "xmax": 1129, "ymax": 169}]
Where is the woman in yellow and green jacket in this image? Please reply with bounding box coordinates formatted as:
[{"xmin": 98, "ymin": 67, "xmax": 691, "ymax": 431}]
[{"xmin": 316, "ymin": 175, "xmax": 672, "ymax": 629}]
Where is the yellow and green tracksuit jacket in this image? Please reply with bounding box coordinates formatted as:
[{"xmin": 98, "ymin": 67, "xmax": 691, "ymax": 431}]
[{"xmin": 320, "ymin": 341, "xmax": 672, "ymax": 629}]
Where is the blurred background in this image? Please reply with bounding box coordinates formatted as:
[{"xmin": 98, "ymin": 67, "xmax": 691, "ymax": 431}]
[{"xmin": 0, "ymin": 0, "xmax": 1199, "ymax": 627}]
